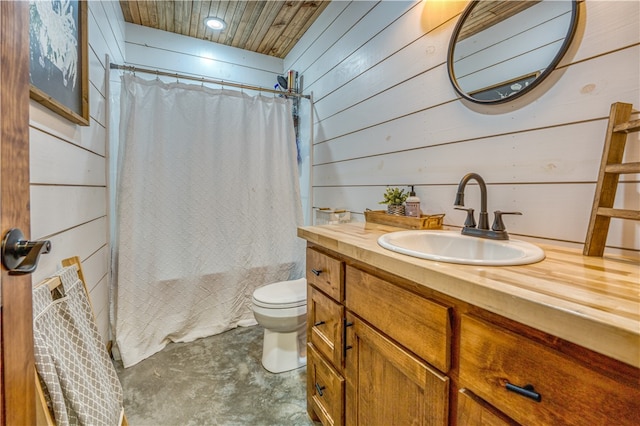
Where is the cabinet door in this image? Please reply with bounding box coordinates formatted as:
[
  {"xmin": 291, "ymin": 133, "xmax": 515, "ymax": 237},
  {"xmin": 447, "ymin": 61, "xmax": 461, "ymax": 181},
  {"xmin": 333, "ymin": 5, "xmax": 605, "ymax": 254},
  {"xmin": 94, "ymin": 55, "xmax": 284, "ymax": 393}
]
[{"xmin": 344, "ymin": 313, "xmax": 449, "ymax": 426}]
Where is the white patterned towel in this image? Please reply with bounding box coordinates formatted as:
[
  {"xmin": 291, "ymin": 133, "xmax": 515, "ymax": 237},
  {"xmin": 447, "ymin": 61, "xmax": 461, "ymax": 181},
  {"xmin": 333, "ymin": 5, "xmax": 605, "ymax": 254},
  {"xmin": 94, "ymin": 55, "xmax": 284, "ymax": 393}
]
[{"xmin": 33, "ymin": 266, "xmax": 124, "ymax": 426}]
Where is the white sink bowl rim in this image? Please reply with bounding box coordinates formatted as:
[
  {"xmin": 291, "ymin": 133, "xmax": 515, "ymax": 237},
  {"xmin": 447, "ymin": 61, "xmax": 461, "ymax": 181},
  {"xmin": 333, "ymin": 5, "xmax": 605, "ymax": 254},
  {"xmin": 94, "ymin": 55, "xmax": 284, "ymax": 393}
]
[{"xmin": 377, "ymin": 230, "xmax": 545, "ymax": 266}]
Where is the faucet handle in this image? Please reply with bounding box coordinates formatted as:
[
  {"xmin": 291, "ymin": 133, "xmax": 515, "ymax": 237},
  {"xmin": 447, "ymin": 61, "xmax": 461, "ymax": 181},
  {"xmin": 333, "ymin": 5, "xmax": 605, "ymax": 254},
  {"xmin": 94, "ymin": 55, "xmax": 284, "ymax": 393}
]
[
  {"xmin": 492, "ymin": 211, "xmax": 522, "ymax": 232},
  {"xmin": 455, "ymin": 207, "xmax": 476, "ymax": 228}
]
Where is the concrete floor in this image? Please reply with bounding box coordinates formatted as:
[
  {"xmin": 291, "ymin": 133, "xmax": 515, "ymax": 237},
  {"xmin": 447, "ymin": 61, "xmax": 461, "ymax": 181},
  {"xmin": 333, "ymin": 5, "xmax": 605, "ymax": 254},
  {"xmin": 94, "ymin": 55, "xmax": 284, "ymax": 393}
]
[{"xmin": 115, "ymin": 325, "xmax": 319, "ymax": 426}]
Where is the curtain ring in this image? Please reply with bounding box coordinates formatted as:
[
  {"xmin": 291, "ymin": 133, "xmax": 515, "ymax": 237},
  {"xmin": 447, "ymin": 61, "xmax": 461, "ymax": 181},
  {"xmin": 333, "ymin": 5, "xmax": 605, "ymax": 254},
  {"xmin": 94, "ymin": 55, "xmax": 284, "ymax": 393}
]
[
  {"xmin": 201, "ymin": 77, "xmax": 205, "ymax": 87},
  {"xmin": 155, "ymin": 69, "xmax": 160, "ymax": 81},
  {"xmin": 175, "ymin": 73, "xmax": 179, "ymax": 83}
]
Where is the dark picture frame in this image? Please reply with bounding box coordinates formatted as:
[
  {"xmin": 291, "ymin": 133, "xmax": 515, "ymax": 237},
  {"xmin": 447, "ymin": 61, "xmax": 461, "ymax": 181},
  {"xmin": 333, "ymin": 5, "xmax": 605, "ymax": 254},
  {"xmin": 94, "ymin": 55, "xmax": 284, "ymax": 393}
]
[{"xmin": 29, "ymin": 0, "xmax": 89, "ymax": 126}]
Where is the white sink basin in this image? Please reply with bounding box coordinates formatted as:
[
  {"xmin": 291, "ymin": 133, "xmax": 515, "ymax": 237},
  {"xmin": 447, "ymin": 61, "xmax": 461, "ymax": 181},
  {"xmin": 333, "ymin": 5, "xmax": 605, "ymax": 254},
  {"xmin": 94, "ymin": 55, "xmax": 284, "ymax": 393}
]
[{"xmin": 377, "ymin": 230, "xmax": 545, "ymax": 266}]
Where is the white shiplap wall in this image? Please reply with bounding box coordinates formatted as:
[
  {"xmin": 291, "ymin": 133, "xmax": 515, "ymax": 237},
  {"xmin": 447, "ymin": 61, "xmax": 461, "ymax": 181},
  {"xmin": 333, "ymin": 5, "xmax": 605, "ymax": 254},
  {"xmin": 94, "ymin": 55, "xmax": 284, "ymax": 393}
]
[
  {"xmin": 29, "ymin": 1, "xmax": 125, "ymax": 341},
  {"xmin": 122, "ymin": 24, "xmax": 283, "ymax": 87},
  {"xmin": 285, "ymin": 0, "xmax": 640, "ymax": 255}
]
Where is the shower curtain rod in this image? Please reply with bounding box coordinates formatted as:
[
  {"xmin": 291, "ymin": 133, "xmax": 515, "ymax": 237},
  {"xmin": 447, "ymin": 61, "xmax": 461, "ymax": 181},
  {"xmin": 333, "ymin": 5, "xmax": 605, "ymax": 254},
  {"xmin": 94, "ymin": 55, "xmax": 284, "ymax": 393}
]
[{"xmin": 110, "ymin": 63, "xmax": 311, "ymax": 99}]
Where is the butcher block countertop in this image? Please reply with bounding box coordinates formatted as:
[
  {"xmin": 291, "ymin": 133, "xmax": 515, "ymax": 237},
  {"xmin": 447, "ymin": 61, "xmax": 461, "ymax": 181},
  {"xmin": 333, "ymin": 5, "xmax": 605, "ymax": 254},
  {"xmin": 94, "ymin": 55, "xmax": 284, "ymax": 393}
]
[{"xmin": 297, "ymin": 222, "xmax": 640, "ymax": 368}]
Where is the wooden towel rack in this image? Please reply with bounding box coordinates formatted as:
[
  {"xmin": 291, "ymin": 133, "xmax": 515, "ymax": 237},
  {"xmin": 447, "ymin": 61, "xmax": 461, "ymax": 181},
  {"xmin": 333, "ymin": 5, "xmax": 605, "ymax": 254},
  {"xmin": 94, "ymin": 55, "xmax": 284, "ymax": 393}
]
[{"xmin": 584, "ymin": 102, "xmax": 640, "ymax": 256}]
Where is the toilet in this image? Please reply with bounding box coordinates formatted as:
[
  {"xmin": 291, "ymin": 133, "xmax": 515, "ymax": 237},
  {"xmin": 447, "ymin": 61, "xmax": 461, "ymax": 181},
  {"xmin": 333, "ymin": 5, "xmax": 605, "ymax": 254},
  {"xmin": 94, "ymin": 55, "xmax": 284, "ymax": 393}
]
[{"xmin": 251, "ymin": 277, "xmax": 307, "ymax": 373}]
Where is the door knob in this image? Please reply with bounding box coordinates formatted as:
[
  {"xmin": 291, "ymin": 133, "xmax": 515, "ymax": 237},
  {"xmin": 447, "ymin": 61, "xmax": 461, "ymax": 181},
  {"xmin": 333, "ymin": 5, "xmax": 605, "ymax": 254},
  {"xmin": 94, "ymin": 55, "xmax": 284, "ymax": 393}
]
[{"xmin": 1, "ymin": 228, "xmax": 51, "ymax": 275}]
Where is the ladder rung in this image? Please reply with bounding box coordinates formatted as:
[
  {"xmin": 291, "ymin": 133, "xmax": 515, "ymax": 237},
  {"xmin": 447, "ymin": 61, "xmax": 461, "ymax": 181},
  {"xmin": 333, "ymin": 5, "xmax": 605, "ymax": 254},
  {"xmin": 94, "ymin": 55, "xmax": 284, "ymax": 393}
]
[
  {"xmin": 604, "ymin": 162, "xmax": 640, "ymax": 174},
  {"xmin": 596, "ymin": 207, "xmax": 640, "ymax": 220},
  {"xmin": 613, "ymin": 118, "xmax": 640, "ymax": 133}
]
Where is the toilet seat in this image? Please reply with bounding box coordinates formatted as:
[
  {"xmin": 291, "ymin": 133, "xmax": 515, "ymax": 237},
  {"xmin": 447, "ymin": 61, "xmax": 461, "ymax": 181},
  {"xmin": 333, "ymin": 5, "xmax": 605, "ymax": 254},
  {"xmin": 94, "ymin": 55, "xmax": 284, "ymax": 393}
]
[{"xmin": 252, "ymin": 278, "xmax": 306, "ymax": 309}]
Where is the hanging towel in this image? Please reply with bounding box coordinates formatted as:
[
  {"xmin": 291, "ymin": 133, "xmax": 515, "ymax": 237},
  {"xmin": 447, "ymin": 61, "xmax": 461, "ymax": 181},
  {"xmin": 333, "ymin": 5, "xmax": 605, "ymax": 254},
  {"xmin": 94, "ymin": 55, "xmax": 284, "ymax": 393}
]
[{"xmin": 33, "ymin": 266, "xmax": 124, "ymax": 426}]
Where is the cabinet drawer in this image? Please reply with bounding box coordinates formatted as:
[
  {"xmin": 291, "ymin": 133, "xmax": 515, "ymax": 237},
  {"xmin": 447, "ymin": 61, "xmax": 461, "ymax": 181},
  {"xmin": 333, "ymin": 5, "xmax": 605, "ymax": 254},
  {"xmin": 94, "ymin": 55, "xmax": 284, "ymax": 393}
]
[
  {"xmin": 308, "ymin": 344, "xmax": 344, "ymax": 426},
  {"xmin": 308, "ymin": 285, "xmax": 344, "ymax": 368},
  {"xmin": 345, "ymin": 266, "xmax": 451, "ymax": 373},
  {"xmin": 457, "ymin": 389, "xmax": 517, "ymax": 426},
  {"xmin": 459, "ymin": 315, "xmax": 640, "ymax": 426},
  {"xmin": 307, "ymin": 248, "xmax": 343, "ymax": 301}
]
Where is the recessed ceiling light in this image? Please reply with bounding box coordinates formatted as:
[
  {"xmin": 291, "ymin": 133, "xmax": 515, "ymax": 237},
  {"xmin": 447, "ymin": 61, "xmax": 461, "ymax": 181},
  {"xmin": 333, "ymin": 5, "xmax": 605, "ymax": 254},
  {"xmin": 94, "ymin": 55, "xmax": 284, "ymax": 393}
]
[{"xmin": 204, "ymin": 16, "xmax": 226, "ymax": 31}]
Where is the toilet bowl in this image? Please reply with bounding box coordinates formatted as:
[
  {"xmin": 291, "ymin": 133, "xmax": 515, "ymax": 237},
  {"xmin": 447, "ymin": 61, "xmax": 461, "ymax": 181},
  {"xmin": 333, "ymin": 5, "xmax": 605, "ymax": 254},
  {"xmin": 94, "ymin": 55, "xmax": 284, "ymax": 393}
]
[{"xmin": 252, "ymin": 277, "xmax": 307, "ymax": 373}]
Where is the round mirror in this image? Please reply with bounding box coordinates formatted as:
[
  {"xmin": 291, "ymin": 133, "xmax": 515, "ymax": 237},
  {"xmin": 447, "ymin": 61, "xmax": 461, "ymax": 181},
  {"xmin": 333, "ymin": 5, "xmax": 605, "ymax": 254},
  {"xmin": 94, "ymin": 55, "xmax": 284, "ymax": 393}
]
[{"xmin": 447, "ymin": 0, "xmax": 578, "ymax": 104}]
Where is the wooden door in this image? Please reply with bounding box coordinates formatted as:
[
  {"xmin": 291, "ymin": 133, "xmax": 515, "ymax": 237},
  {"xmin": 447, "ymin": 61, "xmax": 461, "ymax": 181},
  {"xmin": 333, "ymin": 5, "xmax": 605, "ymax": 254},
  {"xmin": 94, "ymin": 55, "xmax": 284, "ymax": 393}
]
[
  {"xmin": 0, "ymin": 1, "xmax": 35, "ymax": 425},
  {"xmin": 344, "ymin": 313, "xmax": 449, "ymax": 426}
]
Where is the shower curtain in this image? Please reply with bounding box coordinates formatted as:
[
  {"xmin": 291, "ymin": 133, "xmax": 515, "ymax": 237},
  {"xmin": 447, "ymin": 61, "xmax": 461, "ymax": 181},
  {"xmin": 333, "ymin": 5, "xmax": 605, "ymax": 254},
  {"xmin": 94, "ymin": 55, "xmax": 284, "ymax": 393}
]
[{"xmin": 114, "ymin": 74, "xmax": 305, "ymax": 367}]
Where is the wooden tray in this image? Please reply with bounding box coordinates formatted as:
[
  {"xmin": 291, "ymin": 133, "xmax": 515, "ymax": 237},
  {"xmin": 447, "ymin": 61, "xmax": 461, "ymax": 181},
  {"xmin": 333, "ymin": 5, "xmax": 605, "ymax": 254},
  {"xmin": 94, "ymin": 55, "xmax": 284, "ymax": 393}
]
[{"xmin": 364, "ymin": 210, "xmax": 445, "ymax": 230}]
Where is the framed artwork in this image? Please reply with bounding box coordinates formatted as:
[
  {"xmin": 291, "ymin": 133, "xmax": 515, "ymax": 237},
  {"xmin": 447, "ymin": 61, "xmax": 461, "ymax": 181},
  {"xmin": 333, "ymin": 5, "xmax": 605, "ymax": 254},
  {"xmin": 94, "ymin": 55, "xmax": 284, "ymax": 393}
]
[
  {"xmin": 29, "ymin": 0, "xmax": 89, "ymax": 126},
  {"xmin": 469, "ymin": 72, "xmax": 540, "ymax": 102}
]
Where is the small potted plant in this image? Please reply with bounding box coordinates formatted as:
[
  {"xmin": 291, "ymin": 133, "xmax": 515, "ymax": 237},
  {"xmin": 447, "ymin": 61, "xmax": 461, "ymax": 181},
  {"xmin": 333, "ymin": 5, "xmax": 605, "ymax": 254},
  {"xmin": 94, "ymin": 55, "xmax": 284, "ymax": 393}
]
[{"xmin": 379, "ymin": 187, "xmax": 409, "ymax": 216}]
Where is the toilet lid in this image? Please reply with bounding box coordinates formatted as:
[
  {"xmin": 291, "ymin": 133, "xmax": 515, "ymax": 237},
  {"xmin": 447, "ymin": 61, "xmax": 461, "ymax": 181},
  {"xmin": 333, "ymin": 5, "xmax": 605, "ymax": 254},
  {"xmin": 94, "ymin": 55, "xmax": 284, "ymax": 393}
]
[{"xmin": 252, "ymin": 278, "xmax": 307, "ymax": 308}]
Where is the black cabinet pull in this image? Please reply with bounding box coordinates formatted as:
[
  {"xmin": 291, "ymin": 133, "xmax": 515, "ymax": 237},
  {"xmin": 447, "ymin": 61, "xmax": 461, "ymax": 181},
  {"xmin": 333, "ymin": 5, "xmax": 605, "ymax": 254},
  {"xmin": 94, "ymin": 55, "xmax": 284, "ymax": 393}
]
[
  {"xmin": 505, "ymin": 382, "xmax": 541, "ymax": 402},
  {"xmin": 314, "ymin": 321, "xmax": 326, "ymax": 326},
  {"xmin": 315, "ymin": 383, "xmax": 326, "ymax": 396},
  {"xmin": 343, "ymin": 320, "xmax": 354, "ymax": 357},
  {"xmin": 311, "ymin": 269, "xmax": 322, "ymax": 276}
]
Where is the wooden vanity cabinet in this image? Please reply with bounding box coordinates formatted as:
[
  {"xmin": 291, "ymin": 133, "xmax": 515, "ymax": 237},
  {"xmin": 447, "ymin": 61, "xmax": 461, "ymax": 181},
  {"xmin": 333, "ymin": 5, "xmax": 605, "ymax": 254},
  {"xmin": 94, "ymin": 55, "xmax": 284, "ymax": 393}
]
[
  {"xmin": 305, "ymin": 244, "xmax": 640, "ymax": 426},
  {"xmin": 306, "ymin": 246, "xmax": 451, "ymax": 426}
]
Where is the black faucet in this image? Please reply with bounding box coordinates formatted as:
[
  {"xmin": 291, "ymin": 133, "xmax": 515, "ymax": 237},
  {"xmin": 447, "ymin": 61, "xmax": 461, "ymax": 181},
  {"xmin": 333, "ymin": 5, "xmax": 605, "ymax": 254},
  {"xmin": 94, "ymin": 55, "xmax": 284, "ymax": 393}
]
[{"xmin": 454, "ymin": 172, "xmax": 521, "ymax": 240}]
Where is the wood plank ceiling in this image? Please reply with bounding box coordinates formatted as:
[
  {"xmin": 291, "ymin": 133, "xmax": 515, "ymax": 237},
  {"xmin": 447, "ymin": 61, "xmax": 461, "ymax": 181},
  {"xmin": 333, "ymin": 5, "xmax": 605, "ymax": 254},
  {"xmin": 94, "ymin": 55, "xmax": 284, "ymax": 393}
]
[{"xmin": 119, "ymin": 1, "xmax": 331, "ymax": 59}]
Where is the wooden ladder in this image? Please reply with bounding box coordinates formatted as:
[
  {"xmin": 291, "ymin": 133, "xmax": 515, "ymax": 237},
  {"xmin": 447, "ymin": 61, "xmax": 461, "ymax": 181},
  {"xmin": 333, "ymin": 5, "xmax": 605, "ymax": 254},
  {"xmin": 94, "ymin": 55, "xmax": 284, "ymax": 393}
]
[{"xmin": 584, "ymin": 102, "xmax": 640, "ymax": 256}]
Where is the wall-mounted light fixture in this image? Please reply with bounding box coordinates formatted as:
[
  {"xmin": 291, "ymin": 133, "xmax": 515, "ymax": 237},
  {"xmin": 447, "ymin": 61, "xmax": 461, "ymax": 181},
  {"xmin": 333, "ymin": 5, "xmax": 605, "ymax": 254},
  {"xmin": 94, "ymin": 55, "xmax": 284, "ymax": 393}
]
[{"xmin": 204, "ymin": 16, "xmax": 226, "ymax": 30}]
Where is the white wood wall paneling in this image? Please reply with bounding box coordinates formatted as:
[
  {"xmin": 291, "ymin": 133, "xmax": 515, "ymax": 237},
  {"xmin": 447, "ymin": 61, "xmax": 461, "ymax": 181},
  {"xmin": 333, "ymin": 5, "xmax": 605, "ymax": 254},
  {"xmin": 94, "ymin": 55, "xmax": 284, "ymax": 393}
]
[
  {"xmin": 312, "ymin": 182, "xmax": 637, "ymax": 250},
  {"xmin": 314, "ymin": 46, "xmax": 639, "ymax": 148},
  {"xmin": 313, "ymin": 120, "xmax": 606, "ymax": 185},
  {"xmin": 91, "ymin": 275, "xmax": 110, "ymax": 340},
  {"xmin": 313, "ymin": 16, "xmax": 457, "ymax": 122},
  {"xmin": 312, "ymin": 1, "xmax": 638, "ymax": 126},
  {"xmin": 77, "ymin": 118, "xmax": 107, "ymax": 157},
  {"xmin": 30, "ymin": 129, "xmax": 105, "ymax": 186},
  {"xmin": 124, "ymin": 42, "xmax": 280, "ymax": 88},
  {"xmin": 89, "ymin": 48, "xmax": 107, "ymax": 104},
  {"xmin": 307, "ymin": 1, "xmax": 458, "ymax": 106},
  {"xmin": 286, "ymin": 1, "xmax": 377, "ymax": 78},
  {"xmin": 82, "ymin": 245, "xmax": 109, "ymax": 294},
  {"xmin": 32, "ymin": 218, "xmax": 108, "ymax": 284},
  {"xmin": 89, "ymin": 83, "xmax": 106, "ymax": 126},
  {"xmin": 103, "ymin": 1, "xmax": 127, "ymax": 61},
  {"xmin": 314, "ymin": 63, "xmax": 452, "ymax": 142},
  {"xmin": 284, "ymin": 0, "xmax": 350, "ymax": 71},
  {"xmin": 89, "ymin": 1, "xmax": 126, "ymax": 65},
  {"xmin": 30, "ymin": 115, "xmax": 105, "ymax": 158},
  {"xmin": 30, "ymin": 186, "xmax": 106, "ymax": 238},
  {"xmin": 30, "ymin": 103, "xmax": 104, "ymax": 156},
  {"xmin": 313, "ymin": 116, "xmax": 638, "ymax": 187},
  {"xmin": 125, "ymin": 23, "xmax": 282, "ymax": 72},
  {"xmin": 312, "ymin": 0, "xmax": 422, "ymax": 94},
  {"xmin": 27, "ymin": 0, "xmax": 125, "ymax": 342},
  {"xmin": 303, "ymin": 1, "xmax": 415, "ymax": 91},
  {"xmin": 559, "ymin": 1, "xmax": 639, "ymax": 67}
]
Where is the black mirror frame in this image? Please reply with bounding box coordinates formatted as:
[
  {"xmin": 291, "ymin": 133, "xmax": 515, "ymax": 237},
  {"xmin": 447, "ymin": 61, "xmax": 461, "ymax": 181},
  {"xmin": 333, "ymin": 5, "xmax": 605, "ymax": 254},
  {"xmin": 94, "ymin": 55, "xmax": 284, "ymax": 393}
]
[{"xmin": 447, "ymin": 0, "xmax": 579, "ymax": 104}]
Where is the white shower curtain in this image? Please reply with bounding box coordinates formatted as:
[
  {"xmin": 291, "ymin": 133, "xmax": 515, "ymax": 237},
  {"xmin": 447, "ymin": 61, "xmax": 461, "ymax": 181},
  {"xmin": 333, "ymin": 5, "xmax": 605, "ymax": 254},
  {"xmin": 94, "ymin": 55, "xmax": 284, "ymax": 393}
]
[{"xmin": 114, "ymin": 74, "xmax": 305, "ymax": 367}]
